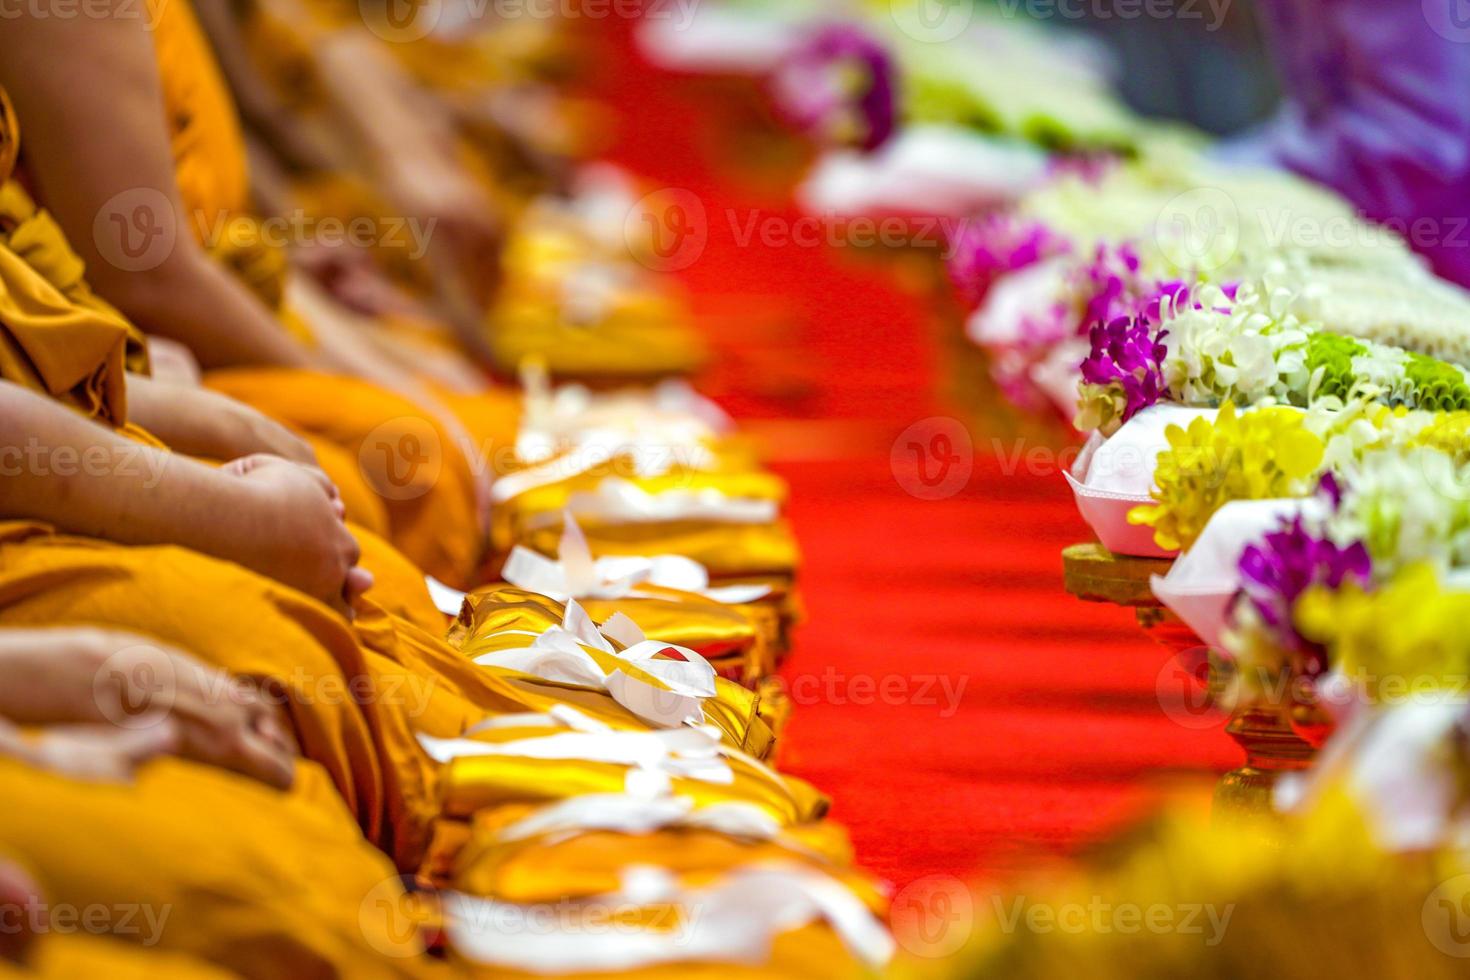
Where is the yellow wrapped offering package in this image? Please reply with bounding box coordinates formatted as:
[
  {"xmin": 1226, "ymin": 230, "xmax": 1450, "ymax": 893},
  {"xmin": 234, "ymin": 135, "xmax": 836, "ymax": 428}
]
[
  {"xmin": 487, "ymin": 378, "xmax": 802, "ymax": 668},
  {"xmin": 487, "ymin": 215, "xmax": 708, "ymax": 384},
  {"xmin": 421, "ymin": 709, "xmax": 827, "ymax": 825},
  {"xmin": 447, "ymin": 585, "xmax": 781, "ymax": 760},
  {"xmin": 511, "ymin": 480, "xmax": 803, "ymax": 653},
  {"xmin": 451, "ymin": 796, "xmax": 881, "ymax": 911},
  {"xmin": 469, "ymin": 514, "xmax": 782, "ymax": 682},
  {"xmin": 444, "ymin": 863, "xmax": 892, "ymax": 980}
]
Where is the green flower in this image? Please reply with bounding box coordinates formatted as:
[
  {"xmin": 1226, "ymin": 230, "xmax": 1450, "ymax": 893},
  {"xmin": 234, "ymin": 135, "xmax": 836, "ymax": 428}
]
[
  {"xmin": 1305, "ymin": 332, "xmax": 1367, "ymax": 401},
  {"xmin": 1404, "ymin": 353, "xmax": 1470, "ymax": 411}
]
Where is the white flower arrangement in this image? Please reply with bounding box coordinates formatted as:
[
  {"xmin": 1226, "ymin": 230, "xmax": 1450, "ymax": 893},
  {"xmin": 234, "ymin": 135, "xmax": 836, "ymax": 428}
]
[
  {"xmin": 1321, "ymin": 446, "xmax": 1470, "ymax": 581},
  {"xmin": 1077, "ymin": 275, "xmax": 1470, "ymax": 437}
]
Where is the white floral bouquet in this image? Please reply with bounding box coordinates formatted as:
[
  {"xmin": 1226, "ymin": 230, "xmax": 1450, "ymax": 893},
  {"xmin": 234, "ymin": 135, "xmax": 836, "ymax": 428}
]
[{"xmin": 1078, "ymin": 276, "xmax": 1470, "ymax": 436}]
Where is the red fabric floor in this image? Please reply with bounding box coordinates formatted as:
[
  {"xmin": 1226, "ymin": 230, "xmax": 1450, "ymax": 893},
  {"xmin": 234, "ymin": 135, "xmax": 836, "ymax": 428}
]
[{"xmin": 583, "ymin": 21, "xmax": 1239, "ymax": 892}]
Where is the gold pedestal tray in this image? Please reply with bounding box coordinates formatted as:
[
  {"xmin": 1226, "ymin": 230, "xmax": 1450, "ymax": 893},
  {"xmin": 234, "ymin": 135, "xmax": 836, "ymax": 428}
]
[
  {"xmin": 1061, "ymin": 542, "xmax": 1175, "ymax": 636},
  {"xmin": 1062, "ymin": 541, "xmax": 1318, "ymax": 811}
]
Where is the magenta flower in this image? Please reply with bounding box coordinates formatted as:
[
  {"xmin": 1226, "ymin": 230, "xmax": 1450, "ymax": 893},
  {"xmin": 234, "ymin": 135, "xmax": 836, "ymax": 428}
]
[
  {"xmin": 1074, "ymin": 243, "xmax": 1193, "ymax": 333},
  {"xmin": 1079, "ymin": 314, "xmax": 1169, "ymax": 422},
  {"xmin": 1236, "ymin": 516, "xmax": 1373, "ymax": 671},
  {"xmin": 771, "ymin": 23, "xmax": 896, "ymax": 152},
  {"xmin": 945, "ymin": 213, "xmax": 1069, "ymax": 305}
]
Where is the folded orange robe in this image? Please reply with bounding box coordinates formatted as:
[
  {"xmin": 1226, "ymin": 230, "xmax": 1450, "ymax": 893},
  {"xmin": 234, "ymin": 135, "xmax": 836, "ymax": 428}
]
[
  {"xmin": 0, "ymin": 757, "xmax": 449, "ymax": 979},
  {"xmin": 0, "ymin": 521, "xmax": 458, "ymax": 869}
]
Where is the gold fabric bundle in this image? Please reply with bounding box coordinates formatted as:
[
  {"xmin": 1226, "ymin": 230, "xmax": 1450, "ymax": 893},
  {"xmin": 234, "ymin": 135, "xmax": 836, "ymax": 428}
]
[
  {"xmin": 487, "ymin": 220, "xmax": 708, "ymax": 383},
  {"xmin": 447, "ymin": 587, "xmax": 782, "ymax": 759},
  {"xmin": 430, "ymin": 717, "xmax": 826, "ymax": 824}
]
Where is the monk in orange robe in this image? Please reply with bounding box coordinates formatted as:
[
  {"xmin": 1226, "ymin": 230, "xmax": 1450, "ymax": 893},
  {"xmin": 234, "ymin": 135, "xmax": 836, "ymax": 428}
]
[{"xmin": 0, "ymin": 0, "xmax": 520, "ymax": 587}]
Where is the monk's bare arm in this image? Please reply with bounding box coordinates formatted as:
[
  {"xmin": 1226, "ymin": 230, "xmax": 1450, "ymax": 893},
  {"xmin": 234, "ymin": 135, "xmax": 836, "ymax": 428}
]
[
  {"xmin": 0, "ymin": 382, "xmax": 260, "ymax": 551},
  {"xmin": 192, "ymin": 0, "xmax": 335, "ymax": 174},
  {"xmin": 0, "ymin": 5, "xmax": 313, "ymax": 370},
  {"xmin": 0, "ymin": 382, "xmax": 364, "ymax": 611},
  {"xmin": 125, "ymin": 373, "xmax": 318, "ymax": 466}
]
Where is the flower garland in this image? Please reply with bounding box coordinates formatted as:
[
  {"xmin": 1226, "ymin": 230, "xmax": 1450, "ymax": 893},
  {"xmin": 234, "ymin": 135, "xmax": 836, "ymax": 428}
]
[
  {"xmin": 1131, "ymin": 398, "xmax": 1470, "ymax": 554},
  {"xmin": 1076, "ymin": 279, "xmax": 1470, "ymax": 437},
  {"xmin": 945, "ymin": 213, "xmax": 1069, "ymax": 306},
  {"xmin": 771, "ymin": 23, "xmax": 897, "ymax": 152},
  {"xmin": 1222, "ymin": 443, "xmax": 1470, "ymax": 699},
  {"xmin": 1293, "ymin": 564, "xmax": 1470, "ymax": 701},
  {"xmin": 1318, "ymin": 447, "xmax": 1470, "ymax": 581},
  {"xmin": 1234, "ymin": 513, "xmax": 1371, "ymax": 674}
]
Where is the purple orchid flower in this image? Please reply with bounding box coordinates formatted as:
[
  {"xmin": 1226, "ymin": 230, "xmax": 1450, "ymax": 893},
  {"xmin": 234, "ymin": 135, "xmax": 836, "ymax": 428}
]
[
  {"xmin": 1079, "ymin": 314, "xmax": 1170, "ymax": 422},
  {"xmin": 772, "ymin": 23, "xmax": 897, "ymax": 152},
  {"xmin": 1236, "ymin": 516, "xmax": 1372, "ymax": 672},
  {"xmin": 945, "ymin": 213, "xmax": 1069, "ymax": 306}
]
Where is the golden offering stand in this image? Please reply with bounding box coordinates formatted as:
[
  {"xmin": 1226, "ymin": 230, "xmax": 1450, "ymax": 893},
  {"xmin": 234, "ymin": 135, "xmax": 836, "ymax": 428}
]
[{"xmin": 1063, "ymin": 542, "xmax": 1317, "ymax": 814}]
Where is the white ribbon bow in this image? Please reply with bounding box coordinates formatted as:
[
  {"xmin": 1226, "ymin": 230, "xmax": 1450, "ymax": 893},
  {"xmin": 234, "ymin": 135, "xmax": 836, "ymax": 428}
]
[
  {"xmin": 493, "ymin": 376, "xmax": 729, "ymax": 504},
  {"xmin": 472, "ymin": 598, "xmax": 719, "ymax": 729},
  {"xmin": 544, "ymin": 478, "xmax": 779, "ymax": 526},
  {"xmin": 418, "ymin": 714, "xmax": 734, "ymax": 789},
  {"xmin": 495, "ymin": 794, "xmax": 784, "ymax": 845},
  {"xmin": 447, "ymin": 863, "xmax": 895, "ymax": 972},
  {"xmin": 502, "ymin": 513, "xmax": 771, "ymax": 605}
]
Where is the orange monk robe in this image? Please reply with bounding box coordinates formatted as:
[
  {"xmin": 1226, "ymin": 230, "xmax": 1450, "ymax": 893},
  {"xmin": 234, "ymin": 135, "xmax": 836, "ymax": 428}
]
[
  {"xmin": 0, "ymin": 758, "xmax": 450, "ymax": 979},
  {"xmin": 0, "ymin": 522, "xmax": 465, "ymax": 869},
  {"xmin": 0, "ymin": 167, "xmax": 445, "ymax": 635},
  {"xmin": 3, "ymin": 936, "xmax": 238, "ymax": 979},
  {"xmin": 144, "ymin": 0, "xmax": 522, "ymax": 587}
]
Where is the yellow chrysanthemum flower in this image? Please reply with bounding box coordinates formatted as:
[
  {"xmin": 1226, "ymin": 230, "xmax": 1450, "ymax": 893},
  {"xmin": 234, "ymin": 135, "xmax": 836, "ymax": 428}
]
[
  {"xmin": 1128, "ymin": 402, "xmax": 1325, "ymax": 552},
  {"xmin": 1295, "ymin": 563, "xmax": 1470, "ymax": 698}
]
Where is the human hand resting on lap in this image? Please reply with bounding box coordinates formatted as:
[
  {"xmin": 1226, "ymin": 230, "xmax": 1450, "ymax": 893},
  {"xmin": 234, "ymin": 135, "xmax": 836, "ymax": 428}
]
[
  {"xmin": 218, "ymin": 454, "xmax": 375, "ymax": 616},
  {"xmin": 0, "ymin": 628, "xmax": 297, "ymax": 790}
]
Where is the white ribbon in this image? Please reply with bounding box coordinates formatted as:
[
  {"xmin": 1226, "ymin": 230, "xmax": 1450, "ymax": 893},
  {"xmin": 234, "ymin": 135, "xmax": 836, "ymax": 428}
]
[
  {"xmin": 447, "ymin": 863, "xmax": 894, "ymax": 972},
  {"xmin": 537, "ymin": 478, "xmax": 779, "ymax": 526},
  {"xmin": 494, "ymin": 377, "xmax": 730, "ymax": 504},
  {"xmin": 418, "ymin": 719, "xmax": 734, "ymax": 787},
  {"xmin": 501, "ymin": 514, "xmax": 771, "ymax": 604},
  {"xmin": 495, "ymin": 794, "xmax": 784, "ymax": 845},
  {"xmin": 425, "ymin": 576, "xmax": 470, "ymax": 617},
  {"xmin": 472, "ymin": 598, "xmax": 719, "ymax": 729}
]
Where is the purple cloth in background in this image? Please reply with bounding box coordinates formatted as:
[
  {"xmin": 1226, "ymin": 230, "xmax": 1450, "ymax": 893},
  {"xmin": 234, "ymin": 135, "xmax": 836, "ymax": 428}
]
[{"xmin": 1239, "ymin": 0, "xmax": 1470, "ymax": 286}]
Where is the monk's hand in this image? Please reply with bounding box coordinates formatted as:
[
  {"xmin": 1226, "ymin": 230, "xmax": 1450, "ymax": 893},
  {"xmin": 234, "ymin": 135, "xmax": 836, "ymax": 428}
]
[
  {"xmin": 138, "ymin": 650, "xmax": 298, "ymax": 792},
  {"xmin": 0, "ymin": 717, "xmax": 180, "ymax": 785},
  {"xmin": 0, "ymin": 629, "xmax": 296, "ymax": 790},
  {"xmin": 222, "ymin": 454, "xmax": 374, "ymax": 616}
]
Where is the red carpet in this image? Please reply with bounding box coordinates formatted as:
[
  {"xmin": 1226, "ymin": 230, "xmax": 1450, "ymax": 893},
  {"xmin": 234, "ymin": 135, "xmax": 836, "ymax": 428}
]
[{"xmin": 583, "ymin": 18, "xmax": 1240, "ymax": 891}]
